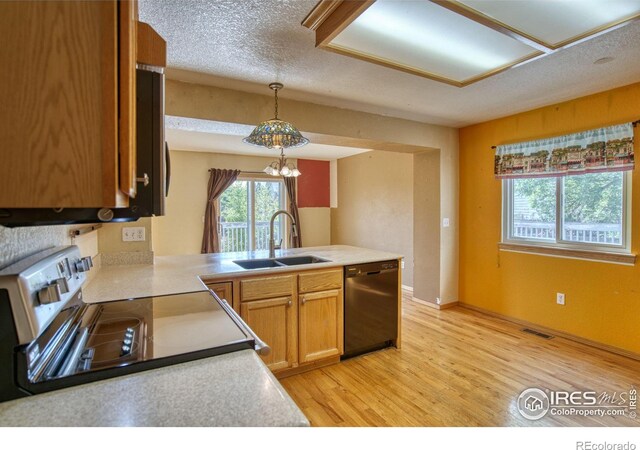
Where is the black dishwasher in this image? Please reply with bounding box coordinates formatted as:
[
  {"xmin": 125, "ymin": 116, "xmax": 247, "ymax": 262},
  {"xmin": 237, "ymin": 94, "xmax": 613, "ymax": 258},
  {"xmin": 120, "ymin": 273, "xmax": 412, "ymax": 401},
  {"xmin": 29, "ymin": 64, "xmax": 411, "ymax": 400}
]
[{"xmin": 343, "ymin": 260, "xmax": 399, "ymax": 358}]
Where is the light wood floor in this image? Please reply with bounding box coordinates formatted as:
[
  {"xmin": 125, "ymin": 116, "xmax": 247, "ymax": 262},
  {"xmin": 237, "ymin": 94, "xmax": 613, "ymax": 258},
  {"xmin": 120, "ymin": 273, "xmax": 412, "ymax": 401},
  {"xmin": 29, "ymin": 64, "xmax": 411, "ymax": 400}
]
[{"xmin": 280, "ymin": 294, "xmax": 640, "ymax": 426}]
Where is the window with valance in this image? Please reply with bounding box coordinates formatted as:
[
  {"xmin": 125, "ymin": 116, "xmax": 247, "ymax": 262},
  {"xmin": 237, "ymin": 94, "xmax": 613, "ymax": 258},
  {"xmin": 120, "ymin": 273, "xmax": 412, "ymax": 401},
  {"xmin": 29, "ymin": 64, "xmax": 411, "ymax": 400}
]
[{"xmin": 496, "ymin": 123, "xmax": 635, "ymax": 260}]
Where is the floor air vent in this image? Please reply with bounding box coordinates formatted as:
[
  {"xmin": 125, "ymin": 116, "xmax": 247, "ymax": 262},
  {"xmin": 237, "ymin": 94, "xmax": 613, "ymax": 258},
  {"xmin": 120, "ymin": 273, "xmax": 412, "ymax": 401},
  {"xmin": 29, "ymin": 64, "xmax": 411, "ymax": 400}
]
[{"xmin": 521, "ymin": 328, "xmax": 554, "ymax": 339}]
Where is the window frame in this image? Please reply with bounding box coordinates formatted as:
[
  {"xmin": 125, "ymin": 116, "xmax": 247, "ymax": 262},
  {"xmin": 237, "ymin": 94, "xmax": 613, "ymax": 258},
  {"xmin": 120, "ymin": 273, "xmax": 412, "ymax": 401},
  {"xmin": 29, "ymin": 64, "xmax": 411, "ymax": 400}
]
[
  {"xmin": 502, "ymin": 171, "xmax": 632, "ymax": 254},
  {"xmin": 217, "ymin": 174, "xmax": 287, "ymax": 252}
]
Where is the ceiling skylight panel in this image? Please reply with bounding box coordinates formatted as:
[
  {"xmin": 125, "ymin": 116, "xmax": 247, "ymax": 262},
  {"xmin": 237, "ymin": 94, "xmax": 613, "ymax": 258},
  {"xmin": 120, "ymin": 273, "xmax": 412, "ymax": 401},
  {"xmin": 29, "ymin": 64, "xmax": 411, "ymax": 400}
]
[
  {"xmin": 329, "ymin": 0, "xmax": 539, "ymax": 84},
  {"xmin": 459, "ymin": 0, "xmax": 640, "ymax": 48}
]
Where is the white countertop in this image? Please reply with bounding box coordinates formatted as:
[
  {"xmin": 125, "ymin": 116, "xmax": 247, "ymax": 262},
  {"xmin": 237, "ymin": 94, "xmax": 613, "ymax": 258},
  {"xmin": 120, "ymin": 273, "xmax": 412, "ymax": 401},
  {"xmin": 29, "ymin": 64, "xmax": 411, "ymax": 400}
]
[
  {"xmin": 83, "ymin": 245, "xmax": 403, "ymax": 303},
  {"xmin": 1, "ymin": 245, "xmax": 401, "ymax": 427},
  {"xmin": 0, "ymin": 350, "xmax": 309, "ymax": 427}
]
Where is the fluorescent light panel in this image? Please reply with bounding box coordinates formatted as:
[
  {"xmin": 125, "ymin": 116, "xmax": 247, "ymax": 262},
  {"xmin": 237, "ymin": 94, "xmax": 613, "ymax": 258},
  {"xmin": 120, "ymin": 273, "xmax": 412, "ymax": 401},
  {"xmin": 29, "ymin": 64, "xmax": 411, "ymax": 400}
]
[
  {"xmin": 330, "ymin": 0, "xmax": 538, "ymax": 83},
  {"xmin": 460, "ymin": 0, "xmax": 640, "ymax": 47}
]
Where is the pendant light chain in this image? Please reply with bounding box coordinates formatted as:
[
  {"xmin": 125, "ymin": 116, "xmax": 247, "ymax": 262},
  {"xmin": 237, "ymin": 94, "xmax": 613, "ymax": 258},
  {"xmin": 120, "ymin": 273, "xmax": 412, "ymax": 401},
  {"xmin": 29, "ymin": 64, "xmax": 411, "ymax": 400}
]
[{"xmin": 274, "ymin": 87, "xmax": 279, "ymax": 120}]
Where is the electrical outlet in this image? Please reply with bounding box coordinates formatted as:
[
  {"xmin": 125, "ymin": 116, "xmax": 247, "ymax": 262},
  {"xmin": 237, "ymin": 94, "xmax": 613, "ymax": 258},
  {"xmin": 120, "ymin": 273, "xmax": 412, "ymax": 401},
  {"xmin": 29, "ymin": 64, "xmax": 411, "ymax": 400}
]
[
  {"xmin": 122, "ymin": 227, "xmax": 146, "ymax": 242},
  {"xmin": 556, "ymin": 293, "xmax": 565, "ymax": 305},
  {"xmin": 443, "ymin": 218, "xmax": 450, "ymax": 227},
  {"xmin": 401, "ymin": 260, "xmax": 405, "ymax": 269}
]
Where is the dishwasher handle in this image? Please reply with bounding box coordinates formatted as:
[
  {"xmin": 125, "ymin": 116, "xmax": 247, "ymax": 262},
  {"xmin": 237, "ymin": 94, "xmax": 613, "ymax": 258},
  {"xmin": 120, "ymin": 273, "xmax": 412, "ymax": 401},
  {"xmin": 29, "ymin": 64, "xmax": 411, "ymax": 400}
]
[{"xmin": 208, "ymin": 289, "xmax": 271, "ymax": 356}]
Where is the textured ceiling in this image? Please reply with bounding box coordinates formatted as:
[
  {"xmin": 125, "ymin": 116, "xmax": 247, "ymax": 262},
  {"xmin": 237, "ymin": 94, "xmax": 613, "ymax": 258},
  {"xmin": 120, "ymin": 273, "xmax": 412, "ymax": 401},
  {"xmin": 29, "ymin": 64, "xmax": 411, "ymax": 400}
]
[{"xmin": 140, "ymin": 0, "xmax": 640, "ymax": 128}]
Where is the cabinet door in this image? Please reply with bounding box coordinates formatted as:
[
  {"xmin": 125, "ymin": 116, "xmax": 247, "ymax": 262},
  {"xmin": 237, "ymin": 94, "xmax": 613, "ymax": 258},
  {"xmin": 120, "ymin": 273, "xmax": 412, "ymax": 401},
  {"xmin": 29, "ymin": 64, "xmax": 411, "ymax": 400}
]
[
  {"xmin": 0, "ymin": 1, "xmax": 135, "ymax": 208},
  {"xmin": 118, "ymin": 0, "xmax": 138, "ymax": 199},
  {"xmin": 241, "ymin": 296, "xmax": 297, "ymax": 371},
  {"xmin": 299, "ymin": 289, "xmax": 343, "ymax": 363},
  {"xmin": 207, "ymin": 282, "xmax": 233, "ymax": 304}
]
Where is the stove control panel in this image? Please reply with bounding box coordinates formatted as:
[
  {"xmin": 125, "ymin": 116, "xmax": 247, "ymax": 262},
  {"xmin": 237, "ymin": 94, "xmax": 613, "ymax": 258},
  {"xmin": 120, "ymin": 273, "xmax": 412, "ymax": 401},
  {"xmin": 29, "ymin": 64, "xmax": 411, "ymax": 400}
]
[{"xmin": 0, "ymin": 246, "xmax": 92, "ymax": 345}]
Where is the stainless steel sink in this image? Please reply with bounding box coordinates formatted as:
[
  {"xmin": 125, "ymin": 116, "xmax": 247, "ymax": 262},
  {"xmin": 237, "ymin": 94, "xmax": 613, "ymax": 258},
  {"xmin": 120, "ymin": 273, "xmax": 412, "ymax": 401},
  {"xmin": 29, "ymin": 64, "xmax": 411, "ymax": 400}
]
[
  {"xmin": 233, "ymin": 255, "xmax": 330, "ymax": 270},
  {"xmin": 275, "ymin": 256, "xmax": 330, "ymax": 266},
  {"xmin": 232, "ymin": 258, "xmax": 285, "ymax": 270}
]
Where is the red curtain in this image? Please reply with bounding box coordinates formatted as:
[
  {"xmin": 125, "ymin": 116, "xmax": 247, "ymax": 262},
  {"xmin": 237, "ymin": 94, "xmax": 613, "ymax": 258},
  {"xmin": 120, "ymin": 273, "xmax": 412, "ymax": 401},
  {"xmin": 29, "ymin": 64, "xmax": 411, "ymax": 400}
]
[{"xmin": 201, "ymin": 169, "xmax": 241, "ymax": 253}]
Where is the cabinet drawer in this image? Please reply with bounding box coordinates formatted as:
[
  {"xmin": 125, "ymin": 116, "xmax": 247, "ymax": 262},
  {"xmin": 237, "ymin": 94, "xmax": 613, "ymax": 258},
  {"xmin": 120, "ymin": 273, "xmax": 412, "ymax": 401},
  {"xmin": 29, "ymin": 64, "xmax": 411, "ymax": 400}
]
[
  {"xmin": 299, "ymin": 269, "xmax": 343, "ymax": 294},
  {"xmin": 241, "ymin": 275, "xmax": 295, "ymax": 302}
]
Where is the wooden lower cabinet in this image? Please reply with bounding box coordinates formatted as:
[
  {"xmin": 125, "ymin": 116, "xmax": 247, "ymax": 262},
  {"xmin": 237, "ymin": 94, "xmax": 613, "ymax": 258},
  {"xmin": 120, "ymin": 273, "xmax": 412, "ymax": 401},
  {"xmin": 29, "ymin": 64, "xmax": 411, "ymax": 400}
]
[
  {"xmin": 206, "ymin": 281, "xmax": 233, "ymax": 304},
  {"xmin": 235, "ymin": 268, "xmax": 344, "ymax": 376},
  {"xmin": 299, "ymin": 289, "xmax": 343, "ymax": 363},
  {"xmin": 240, "ymin": 296, "xmax": 297, "ymax": 371}
]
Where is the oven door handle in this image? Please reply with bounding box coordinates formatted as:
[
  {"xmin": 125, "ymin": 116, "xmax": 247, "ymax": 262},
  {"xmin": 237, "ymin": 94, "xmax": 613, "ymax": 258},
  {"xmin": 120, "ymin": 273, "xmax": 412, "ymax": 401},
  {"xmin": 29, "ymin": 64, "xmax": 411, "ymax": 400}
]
[
  {"xmin": 209, "ymin": 290, "xmax": 271, "ymax": 357},
  {"xmin": 58, "ymin": 327, "xmax": 90, "ymax": 377}
]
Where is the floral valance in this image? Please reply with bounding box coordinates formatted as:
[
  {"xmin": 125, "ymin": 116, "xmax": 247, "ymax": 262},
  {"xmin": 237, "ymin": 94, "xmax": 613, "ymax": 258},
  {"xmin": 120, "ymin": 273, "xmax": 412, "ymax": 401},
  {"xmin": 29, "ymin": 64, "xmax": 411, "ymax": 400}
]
[{"xmin": 494, "ymin": 123, "xmax": 634, "ymax": 179}]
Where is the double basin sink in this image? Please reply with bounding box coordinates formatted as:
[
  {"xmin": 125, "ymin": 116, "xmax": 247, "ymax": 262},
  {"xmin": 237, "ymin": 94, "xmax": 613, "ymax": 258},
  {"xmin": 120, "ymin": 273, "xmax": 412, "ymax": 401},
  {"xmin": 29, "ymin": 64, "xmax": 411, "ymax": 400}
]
[{"xmin": 233, "ymin": 255, "xmax": 330, "ymax": 270}]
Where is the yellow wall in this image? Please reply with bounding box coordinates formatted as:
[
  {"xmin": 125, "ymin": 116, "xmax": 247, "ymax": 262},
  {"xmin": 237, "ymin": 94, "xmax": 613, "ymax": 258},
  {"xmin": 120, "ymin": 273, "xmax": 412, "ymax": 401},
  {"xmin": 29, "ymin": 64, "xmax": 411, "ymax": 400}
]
[{"xmin": 459, "ymin": 82, "xmax": 640, "ymax": 354}]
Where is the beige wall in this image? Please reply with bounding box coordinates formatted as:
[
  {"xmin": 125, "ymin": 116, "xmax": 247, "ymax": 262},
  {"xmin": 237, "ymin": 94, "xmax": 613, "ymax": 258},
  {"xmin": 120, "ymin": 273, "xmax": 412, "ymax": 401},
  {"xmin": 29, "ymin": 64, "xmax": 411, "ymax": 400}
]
[
  {"xmin": 98, "ymin": 218, "xmax": 154, "ymax": 254},
  {"xmin": 438, "ymin": 130, "xmax": 460, "ymax": 304},
  {"xmin": 413, "ymin": 150, "xmax": 440, "ymax": 302},
  {"xmin": 331, "ymin": 151, "xmax": 414, "ymax": 287},
  {"xmin": 152, "ymin": 149, "xmax": 331, "ymax": 256},
  {"xmin": 166, "ymin": 79, "xmax": 458, "ymax": 301},
  {"xmin": 298, "ymin": 208, "xmax": 331, "ymax": 247}
]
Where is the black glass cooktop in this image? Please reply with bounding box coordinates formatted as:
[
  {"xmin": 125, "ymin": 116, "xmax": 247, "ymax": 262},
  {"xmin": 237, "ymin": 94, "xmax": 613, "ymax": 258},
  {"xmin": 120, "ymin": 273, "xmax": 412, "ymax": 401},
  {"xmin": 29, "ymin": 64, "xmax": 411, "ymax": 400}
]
[
  {"xmin": 22, "ymin": 290, "xmax": 255, "ymax": 393},
  {"xmin": 84, "ymin": 291, "xmax": 251, "ymax": 368}
]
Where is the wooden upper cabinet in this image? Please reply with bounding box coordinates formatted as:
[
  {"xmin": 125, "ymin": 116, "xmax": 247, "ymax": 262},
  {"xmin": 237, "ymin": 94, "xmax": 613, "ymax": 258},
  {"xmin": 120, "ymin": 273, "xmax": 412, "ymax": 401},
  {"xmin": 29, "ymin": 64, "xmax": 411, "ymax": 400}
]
[
  {"xmin": 118, "ymin": 0, "xmax": 138, "ymax": 200},
  {"xmin": 0, "ymin": 0, "xmax": 138, "ymax": 208},
  {"xmin": 137, "ymin": 21, "xmax": 167, "ymax": 67}
]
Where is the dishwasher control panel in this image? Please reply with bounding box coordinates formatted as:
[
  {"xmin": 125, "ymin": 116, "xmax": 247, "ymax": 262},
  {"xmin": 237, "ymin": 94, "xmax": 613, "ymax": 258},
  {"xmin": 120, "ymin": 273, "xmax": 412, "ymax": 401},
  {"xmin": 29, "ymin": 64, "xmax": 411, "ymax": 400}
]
[{"xmin": 345, "ymin": 260, "xmax": 398, "ymax": 277}]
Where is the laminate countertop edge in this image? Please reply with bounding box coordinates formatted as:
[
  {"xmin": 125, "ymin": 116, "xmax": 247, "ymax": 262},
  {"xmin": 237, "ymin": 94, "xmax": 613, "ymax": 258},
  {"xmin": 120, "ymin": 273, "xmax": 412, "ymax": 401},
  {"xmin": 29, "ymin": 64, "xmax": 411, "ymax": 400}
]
[{"xmin": 0, "ymin": 350, "xmax": 309, "ymax": 427}]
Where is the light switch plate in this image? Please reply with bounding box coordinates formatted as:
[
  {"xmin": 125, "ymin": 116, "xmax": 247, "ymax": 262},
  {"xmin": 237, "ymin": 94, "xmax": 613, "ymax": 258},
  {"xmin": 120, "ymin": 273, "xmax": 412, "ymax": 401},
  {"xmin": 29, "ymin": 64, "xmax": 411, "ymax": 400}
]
[
  {"xmin": 122, "ymin": 227, "xmax": 146, "ymax": 242},
  {"xmin": 443, "ymin": 218, "xmax": 450, "ymax": 227}
]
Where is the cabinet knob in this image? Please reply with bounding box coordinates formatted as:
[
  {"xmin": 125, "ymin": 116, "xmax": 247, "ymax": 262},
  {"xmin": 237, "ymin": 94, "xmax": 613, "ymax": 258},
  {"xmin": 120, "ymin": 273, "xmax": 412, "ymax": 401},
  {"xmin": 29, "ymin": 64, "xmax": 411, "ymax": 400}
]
[
  {"xmin": 287, "ymin": 300, "xmax": 292, "ymax": 307},
  {"xmin": 301, "ymin": 297, "xmax": 307, "ymax": 304}
]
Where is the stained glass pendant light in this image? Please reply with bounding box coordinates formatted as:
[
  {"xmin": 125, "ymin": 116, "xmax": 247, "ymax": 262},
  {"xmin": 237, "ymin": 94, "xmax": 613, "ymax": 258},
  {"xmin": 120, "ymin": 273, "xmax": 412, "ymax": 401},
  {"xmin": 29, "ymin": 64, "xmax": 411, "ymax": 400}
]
[{"xmin": 243, "ymin": 82, "xmax": 309, "ymax": 150}]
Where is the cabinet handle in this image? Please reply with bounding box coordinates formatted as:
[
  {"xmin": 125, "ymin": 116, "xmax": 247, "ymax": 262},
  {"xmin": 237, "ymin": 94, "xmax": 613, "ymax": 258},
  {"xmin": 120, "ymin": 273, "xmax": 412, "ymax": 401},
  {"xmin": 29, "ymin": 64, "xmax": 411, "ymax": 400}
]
[
  {"xmin": 287, "ymin": 300, "xmax": 292, "ymax": 307},
  {"xmin": 209, "ymin": 290, "xmax": 271, "ymax": 356},
  {"xmin": 136, "ymin": 173, "xmax": 150, "ymax": 186},
  {"xmin": 301, "ymin": 296, "xmax": 307, "ymax": 304}
]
